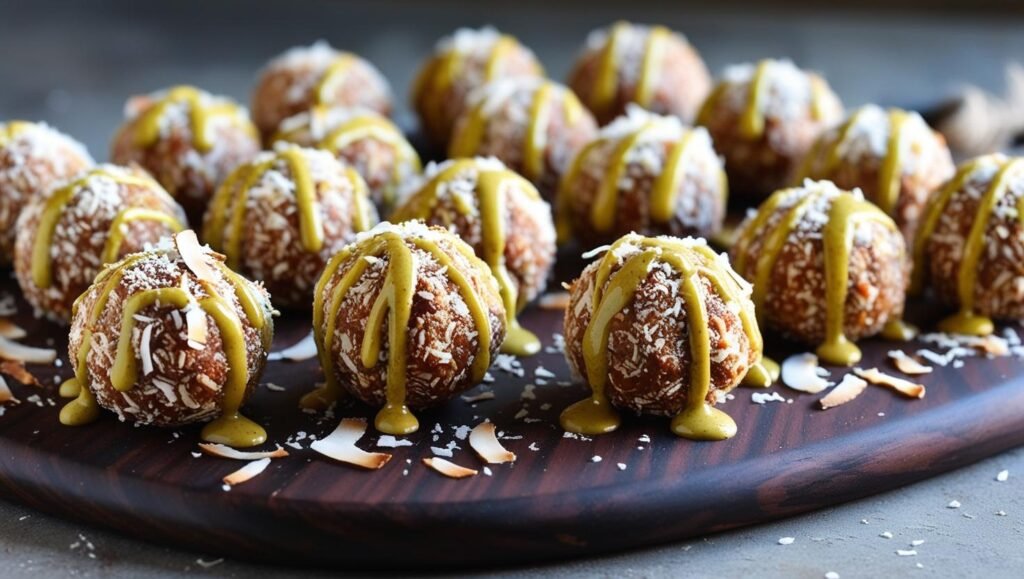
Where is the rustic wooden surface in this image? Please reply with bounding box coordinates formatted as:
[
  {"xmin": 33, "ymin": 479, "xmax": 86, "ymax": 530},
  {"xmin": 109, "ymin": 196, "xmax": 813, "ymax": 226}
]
[{"xmin": 0, "ymin": 247, "xmax": 1022, "ymax": 570}]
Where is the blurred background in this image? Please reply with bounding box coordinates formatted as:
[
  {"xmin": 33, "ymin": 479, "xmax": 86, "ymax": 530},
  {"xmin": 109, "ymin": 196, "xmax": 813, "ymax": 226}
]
[{"xmin": 2, "ymin": 0, "xmax": 1024, "ymax": 156}]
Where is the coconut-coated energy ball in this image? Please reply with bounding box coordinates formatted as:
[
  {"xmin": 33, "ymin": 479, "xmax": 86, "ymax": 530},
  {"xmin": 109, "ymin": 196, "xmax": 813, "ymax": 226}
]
[
  {"xmin": 110, "ymin": 85, "xmax": 261, "ymax": 226},
  {"xmin": 0, "ymin": 121, "xmax": 93, "ymax": 265},
  {"xmin": 14, "ymin": 164, "xmax": 187, "ymax": 323},
  {"xmin": 557, "ymin": 106, "xmax": 726, "ymax": 248},
  {"xmin": 251, "ymin": 41, "xmax": 392, "ymax": 139},
  {"xmin": 270, "ymin": 105, "xmax": 421, "ymax": 213},
  {"xmin": 412, "ymin": 27, "xmax": 544, "ymax": 148},
  {"xmin": 561, "ymin": 233, "xmax": 762, "ymax": 441},
  {"xmin": 796, "ymin": 104, "xmax": 955, "ymax": 244},
  {"xmin": 203, "ymin": 144, "xmax": 378, "ymax": 308},
  {"xmin": 60, "ymin": 231, "xmax": 274, "ymax": 448},
  {"xmin": 911, "ymin": 154, "xmax": 1024, "ymax": 336},
  {"xmin": 449, "ymin": 78, "xmax": 598, "ymax": 199},
  {"xmin": 698, "ymin": 59, "xmax": 844, "ymax": 199},
  {"xmin": 568, "ymin": 21, "xmax": 712, "ymax": 126},
  {"xmin": 307, "ymin": 222, "xmax": 506, "ymax": 435},
  {"xmin": 730, "ymin": 180, "xmax": 907, "ymax": 366}
]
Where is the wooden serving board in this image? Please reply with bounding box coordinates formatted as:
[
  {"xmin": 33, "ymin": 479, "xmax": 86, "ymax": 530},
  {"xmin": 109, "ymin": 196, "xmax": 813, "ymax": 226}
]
[{"xmin": 0, "ymin": 249, "xmax": 1022, "ymax": 570}]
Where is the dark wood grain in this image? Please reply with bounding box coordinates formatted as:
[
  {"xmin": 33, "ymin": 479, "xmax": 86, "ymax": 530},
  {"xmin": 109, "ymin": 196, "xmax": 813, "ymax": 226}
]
[{"xmin": 0, "ymin": 249, "xmax": 1022, "ymax": 570}]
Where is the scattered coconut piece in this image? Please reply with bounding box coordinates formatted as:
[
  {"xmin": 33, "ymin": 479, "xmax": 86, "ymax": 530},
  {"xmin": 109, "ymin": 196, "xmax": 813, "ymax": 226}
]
[
  {"xmin": 175, "ymin": 230, "xmax": 219, "ymax": 282},
  {"xmin": 974, "ymin": 335, "xmax": 1009, "ymax": 356},
  {"xmin": 896, "ymin": 549, "xmax": 917, "ymax": 557},
  {"xmin": 0, "ymin": 319, "xmax": 26, "ymax": 340},
  {"xmin": 422, "ymin": 457, "xmax": 478, "ymax": 479},
  {"xmin": 461, "ymin": 390, "xmax": 495, "ymax": 403},
  {"xmin": 948, "ymin": 500, "xmax": 961, "ymax": 509},
  {"xmin": 0, "ymin": 336, "xmax": 57, "ymax": 364},
  {"xmin": 0, "ymin": 375, "xmax": 17, "ymax": 404},
  {"xmin": 199, "ymin": 443, "xmax": 289, "ymax": 460},
  {"xmin": 887, "ymin": 350, "xmax": 933, "ymax": 375},
  {"xmin": 222, "ymin": 458, "xmax": 271, "ymax": 486},
  {"xmin": 538, "ymin": 291, "xmax": 570, "ymax": 310},
  {"xmin": 752, "ymin": 391, "xmax": 786, "ymax": 404},
  {"xmin": 778, "ymin": 537, "xmax": 795, "ymax": 545},
  {"xmin": 0, "ymin": 360, "xmax": 40, "ymax": 387},
  {"xmin": 781, "ymin": 353, "xmax": 831, "ymax": 393},
  {"xmin": 310, "ymin": 418, "xmax": 392, "ymax": 470},
  {"xmin": 377, "ymin": 435, "xmax": 413, "ymax": 448},
  {"xmin": 879, "ymin": 531, "xmax": 894, "ymax": 539},
  {"xmin": 996, "ymin": 469, "xmax": 1009, "ymax": 482},
  {"xmin": 267, "ymin": 331, "xmax": 317, "ymax": 362},
  {"xmin": 853, "ymin": 367, "xmax": 925, "ymax": 399},
  {"xmin": 819, "ymin": 374, "xmax": 868, "ymax": 410},
  {"xmin": 469, "ymin": 422, "xmax": 516, "ymax": 464},
  {"xmin": 825, "ymin": 572, "xmax": 840, "ymax": 579}
]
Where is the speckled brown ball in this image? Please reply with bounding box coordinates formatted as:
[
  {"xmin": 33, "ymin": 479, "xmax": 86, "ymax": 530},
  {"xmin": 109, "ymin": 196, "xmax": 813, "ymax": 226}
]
[
  {"xmin": 449, "ymin": 78, "xmax": 598, "ymax": 200},
  {"xmin": 68, "ymin": 235, "xmax": 273, "ymax": 427},
  {"xmin": 563, "ymin": 234, "xmax": 759, "ymax": 416},
  {"xmin": 412, "ymin": 27, "xmax": 544, "ymax": 148},
  {"xmin": 14, "ymin": 164, "xmax": 187, "ymax": 323},
  {"xmin": 914, "ymin": 154, "xmax": 1024, "ymax": 321},
  {"xmin": 0, "ymin": 121, "xmax": 93, "ymax": 265},
  {"xmin": 251, "ymin": 42, "xmax": 392, "ymax": 139},
  {"xmin": 110, "ymin": 85, "xmax": 261, "ymax": 226},
  {"xmin": 730, "ymin": 181, "xmax": 907, "ymax": 346},
  {"xmin": 203, "ymin": 144, "xmax": 379, "ymax": 308},
  {"xmin": 797, "ymin": 104, "xmax": 955, "ymax": 244},
  {"xmin": 391, "ymin": 157, "xmax": 556, "ymax": 311},
  {"xmin": 568, "ymin": 21, "xmax": 711, "ymax": 126},
  {"xmin": 698, "ymin": 59, "xmax": 844, "ymax": 199},
  {"xmin": 317, "ymin": 222, "xmax": 506, "ymax": 409},
  {"xmin": 270, "ymin": 105, "xmax": 421, "ymax": 213},
  {"xmin": 557, "ymin": 107, "xmax": 726, "ymax": 248}
]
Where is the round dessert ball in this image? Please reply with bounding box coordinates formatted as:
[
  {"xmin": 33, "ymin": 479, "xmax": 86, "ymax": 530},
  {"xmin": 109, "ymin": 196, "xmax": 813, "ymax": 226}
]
[
  {"xmin": 730, "ymin": 180, "xmax": 907, "ymax": 366},
  {"xmin": 561, "ymin": 233, "xmax": 762, "ymax": 440},
  {"xmin": 203, "ymin": 144, "xmax": 379, "ymax": 308},
  {"xmin": 557, "ymin": 106, "xmax": 727, "ymax": 248},
  {"xmin": 309, "ymin": 221, "xmax": 507, "ymax": 435},
  {"xmin": 110, "ymin": 85, "xmax": 261, "ymax": 226},
  {"xmin": 14, "ymin": 164, "xmax": 188, "ymax": 323},
  {"xmin": 568, "ymin": 21, "xmax": 711, "ymax": 126},
  {"xmin": 0, "ymin": 121, "xmax": 93, "ymax": 265},
  {"xmin": 796, "ymin": 104, "xmax": 955, "ymax": 244},
  {"xmin": 270, "ymin": 105, "xmax": 421, "ymax": 213},
  {"xmin": 251, "ymin": 41, "xmax": 392, "ymax": 139},
  {"xmin": 60, "ymin": 230, "xmax": 274, "ymax": 448},
  {"xmin": 412, "ymin": 27, "xmax": 544, "ymax": 148},
  {"xmin": 698, "ymin": 59, "xmax": 844, "ymax": 199},
  {"xmin": 449, "ymin": 78, "xmax": 598, "ymax": 199},
  {"xmin": 391, "ymin": 157, "xmax": 555, "ymax": 354},
  {"xmin": 911, "ymin": 154, "xmax": 1024, "ymax": 336}
]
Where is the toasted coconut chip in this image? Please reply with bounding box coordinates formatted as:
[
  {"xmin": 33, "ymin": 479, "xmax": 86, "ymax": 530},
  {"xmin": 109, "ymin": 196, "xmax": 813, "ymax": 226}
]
[
  {"xmin": 888, "ymin": 350, "xmax": 933, "ymax": 375},
  {"xmin": 0, "ymin": 376, "xmax": 17, "ymax": 404},
  {"xmin": 469, "ymin": 422, "xmax": 516, "ymax": 464},
  {"xmin": 0, "ymin": 360, "xmax": 40, "ymax": 387},
  {"xmin": 199, "ymin": 443, "xmax": 289, "ymax": 460},
  {"xmin": 974, "ymin": 335, "xmax": 1010, "ymax": 356},
  {"xmin": 310, "ymin": 418, "xmax": 392, "ymax": 470},
  {"xmin": 222, "ymin": 458, "xmax": 271, "ymax": 486},
  {"xmin": 819, "ymin": 374, "xmax": 868, "ymax": 410},
  {"xmin": 538, "ymin": 291, "xmax": 570, "ymax": 310},
  {"xmin": 175, "ymin": 230, "xmax": 219, "ymax": 283},
  {"xmin": 267, "ymin": 331, "xmax": 317, "ymax": 362},
  {"xmin": 854, "ymin": 367, "xmax": 926, "ymax": 399},
  {"xmin": 186, "ymin": 306, "xmax": 208, "ymax": 347},
  {"xmin": 0, "ymin": 319, "xmax": 27, "ymax": 340},
  {"xmin": 0, "ymin": 336, "xmax": 57, "ymax": 364},
  {"xmin": 423, "ymin": 457, "xmax": 478, "ymax": 479},
  {"xmin": 781, "ymin": 353, "xmax": 831, "ymax": 393}
]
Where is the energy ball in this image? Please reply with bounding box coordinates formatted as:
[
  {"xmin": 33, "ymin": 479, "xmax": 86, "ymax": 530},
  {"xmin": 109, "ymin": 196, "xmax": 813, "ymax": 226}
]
[
  {"xmin": 698, "ymin": 59, "xmax": 844, "ymax": 199},
  {"xmin": 305, "ymin": 222, "xmax": 506, "ymax": 435},
  {"xmin": 110, "ymin": 85, "xmax": 261, "ymax": 226},
  {"xmin": 203, "ymin": 144, "xmax": 378, "ymax": 308},
  {"xmin": 60, "ymin": 230, "xmax": 274, "ymax": 448},
  {"xmin": 391, "ymin": 157, "xmax": 555, "ymax": 355},
  {"xmin": 911, "ymin": 154, "xmax": 1024, "ymax": 336},
  {"xmin": 412, "ymin": 27, "xmax": 544, "ymax": 148},
  {"xmin": 14, "ymin": 164, "xmax": 187, "ymax": 323},
  {"xmin": 270, "ymin": 105, "xmax": 421, "ymax": 213},
  {"xmin": 0, "ymin": 121, "xmax": 93, "ymax": 265},
  {"xmin": 730, "ymin": 180, "xmax": 909, "ymax": 367},
  {"xmin": 557, "ymin": 106, "xmax": 727, "ymax": 248},
  {"xmin": 251, "ymin": 41, "xmax": 392, "ymax": 139},
  {"xmin": 568, "ymin": 21, "xmax": 711, "ymax": 126},
  {"xmin": 561, "ymin": 233, "xmax": 763, "ymax": 441},
  {"xmin": 796, "ymin": 104, "xmax": 955, "ymax": 244},
  {"xmin": 449, "ymin": 78, "xmax": 598, "ymax": 199}
]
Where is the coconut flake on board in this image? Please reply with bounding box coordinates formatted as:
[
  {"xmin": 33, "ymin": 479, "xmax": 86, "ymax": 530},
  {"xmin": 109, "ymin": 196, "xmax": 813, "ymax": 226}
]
[
  {"xmin": 423, "ymin": 457, "xmax": 478, "ymax": 479},
  {"xmin": 268, "ymin": 331, "xmax": 318, "ymax": 362},
  {"xmin": 819, "ymin": 374, "xmax": 868, "ymax": 410},
  {"xmin": 853, "ymin": 367, "xmax": 925, "ymax": 399},
  {"xmin": 222, "ymin": 458, "xmax": 272, "ymax": 487},
  {"xmin": 0, "ymin": 319, "xmax": 27, "ymax": 340},
  {"xmin": 887, "ymin": 350, "xmax": 933, "ymax": 375},
  {"xmin": 199, "ymin": 443, "xmax": 289, "ymax": 460},
  {"xmin": 469, "ymin": 422, "xmax": 516, "ymax": 464},
  {"xmin": 781, "ymin": 353, "xmax": 831, "ymax": 393},
  {"xmin": 0, "ymin": 337, "xmax": 57, "ymax": 364},
  {"xmin": 0, "ymin": 376, "xmax": 17, "ymax": 404},
  {"xmin": 310, "ymin": 418, "xmax": 392, "ymax": 470}
]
